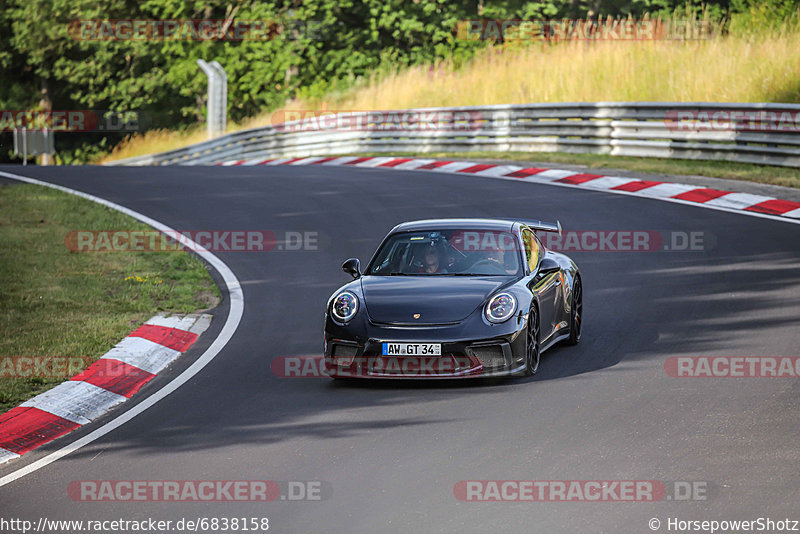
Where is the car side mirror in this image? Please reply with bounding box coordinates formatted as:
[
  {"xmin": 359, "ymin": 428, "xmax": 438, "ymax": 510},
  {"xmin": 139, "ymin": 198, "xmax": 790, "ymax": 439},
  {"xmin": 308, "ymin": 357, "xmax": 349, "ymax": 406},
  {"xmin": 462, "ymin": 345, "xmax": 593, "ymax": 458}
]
[
  {"xmin": 342, "ymin": 258, "xmax": 361, "ymax": 279},
  {"xmin": 537, "ymin": 257, "xmax": 560, "ymax": 276}
]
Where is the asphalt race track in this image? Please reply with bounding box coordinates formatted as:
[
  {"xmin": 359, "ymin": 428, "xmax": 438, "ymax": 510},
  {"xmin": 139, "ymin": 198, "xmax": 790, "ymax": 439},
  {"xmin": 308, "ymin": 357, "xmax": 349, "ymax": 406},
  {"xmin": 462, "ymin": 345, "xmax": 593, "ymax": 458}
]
[{"xmin": 1, "ymin": 164, "xmax": 799, "ymax": 533}]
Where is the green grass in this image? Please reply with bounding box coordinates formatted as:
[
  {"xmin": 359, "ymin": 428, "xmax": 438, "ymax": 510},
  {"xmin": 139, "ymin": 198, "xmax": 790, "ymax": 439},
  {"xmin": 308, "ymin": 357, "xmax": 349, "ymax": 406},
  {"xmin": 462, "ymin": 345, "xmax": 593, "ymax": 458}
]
[
  {"xmin": 0, "ymin": 183, "xmax": 220, "ymax": 412},
  {"xmin": 371, "ymin": 152, "xmax": 800, "ymax": 189}
]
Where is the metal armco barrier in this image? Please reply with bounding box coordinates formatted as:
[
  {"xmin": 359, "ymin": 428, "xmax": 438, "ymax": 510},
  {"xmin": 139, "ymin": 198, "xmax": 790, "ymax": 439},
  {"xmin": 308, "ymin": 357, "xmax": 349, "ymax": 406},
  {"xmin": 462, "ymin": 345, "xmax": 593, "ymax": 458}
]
[
  {"xmin": 196, "ymin": 59, "xmax": 227, "ymax": 139},
  {"xmin": 105, "ymin": 102, "xmax": 800, "ymax": 168},
  {"xmin": 13, "ymin": 128, "xmax": 55, "ymax": 165}
]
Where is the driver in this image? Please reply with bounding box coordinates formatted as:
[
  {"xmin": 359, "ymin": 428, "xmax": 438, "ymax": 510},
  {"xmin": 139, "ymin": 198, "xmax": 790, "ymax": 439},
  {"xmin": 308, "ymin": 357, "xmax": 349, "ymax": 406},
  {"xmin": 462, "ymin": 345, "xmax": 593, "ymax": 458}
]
[
  {"xmin": 485, "ymin": 247, "xmax": 517, "ymax": 274},
  {"xmin": 485, "ymin": 248, "xmax": 504, "ymax": 266},
  {"xmin": 421, "ymin": 244, "xmax": 447, "ymax": 274}
]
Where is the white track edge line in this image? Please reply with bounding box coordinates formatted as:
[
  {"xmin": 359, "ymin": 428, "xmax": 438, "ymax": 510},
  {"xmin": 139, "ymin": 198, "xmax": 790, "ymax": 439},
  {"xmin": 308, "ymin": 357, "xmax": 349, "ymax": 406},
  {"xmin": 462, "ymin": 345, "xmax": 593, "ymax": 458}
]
[{"xmin": 0, "ymin": 170, "xmax": 244, "ymax": 487}]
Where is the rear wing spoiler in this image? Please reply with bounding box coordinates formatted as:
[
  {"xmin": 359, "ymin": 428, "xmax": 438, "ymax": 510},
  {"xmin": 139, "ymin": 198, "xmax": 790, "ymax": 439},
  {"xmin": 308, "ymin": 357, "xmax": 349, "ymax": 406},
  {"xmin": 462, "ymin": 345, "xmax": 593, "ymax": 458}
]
[{"xmin": 517, "ymin": 219, "xmax": 562, "ymax": 236}]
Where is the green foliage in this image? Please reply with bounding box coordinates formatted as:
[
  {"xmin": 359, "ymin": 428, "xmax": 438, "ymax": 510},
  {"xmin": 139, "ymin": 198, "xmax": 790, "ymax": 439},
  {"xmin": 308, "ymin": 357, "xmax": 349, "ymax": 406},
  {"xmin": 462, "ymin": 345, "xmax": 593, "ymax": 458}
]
[{"xmin": 730, "ymin": 0, "xmax": 800, "ymax": 34}]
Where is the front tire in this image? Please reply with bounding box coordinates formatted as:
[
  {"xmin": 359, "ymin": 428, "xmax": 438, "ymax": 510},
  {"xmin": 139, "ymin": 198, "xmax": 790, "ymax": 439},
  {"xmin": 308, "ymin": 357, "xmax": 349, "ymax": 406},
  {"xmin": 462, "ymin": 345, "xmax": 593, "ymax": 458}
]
[{"xmin": 524, "ymin": 305, "xmax": 541, "ymax": 376}]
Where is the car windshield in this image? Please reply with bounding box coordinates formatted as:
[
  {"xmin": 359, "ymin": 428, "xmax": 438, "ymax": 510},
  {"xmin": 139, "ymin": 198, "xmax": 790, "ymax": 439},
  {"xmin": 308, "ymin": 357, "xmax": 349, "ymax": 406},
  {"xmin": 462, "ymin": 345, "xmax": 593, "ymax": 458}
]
[{"xmin": 366, "ymin": 229, "xmax": 522, "ymax": 276}]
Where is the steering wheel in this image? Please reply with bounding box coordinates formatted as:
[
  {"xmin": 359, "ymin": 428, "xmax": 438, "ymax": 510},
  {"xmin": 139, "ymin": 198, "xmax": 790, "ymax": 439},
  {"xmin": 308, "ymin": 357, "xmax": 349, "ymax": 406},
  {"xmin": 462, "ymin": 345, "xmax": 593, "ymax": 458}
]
[{"xmin": 468, "ymin": 259, "xmax": 507, "ymax": 274}]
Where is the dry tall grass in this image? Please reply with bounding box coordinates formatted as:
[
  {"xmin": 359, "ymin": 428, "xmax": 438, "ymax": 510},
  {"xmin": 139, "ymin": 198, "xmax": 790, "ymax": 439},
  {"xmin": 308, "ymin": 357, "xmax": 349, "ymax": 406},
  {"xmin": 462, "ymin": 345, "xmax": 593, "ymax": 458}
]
[
  {"xmin": 103, "ymin": 21, "xmax": 800, "ymax": 162},
  {"xmin": 292, "ymin": 23, "xmax": 800, "ymax": 111},
  {"xmin": 100, "ymin": 127, "xmax": 209, "ymax": 163}
]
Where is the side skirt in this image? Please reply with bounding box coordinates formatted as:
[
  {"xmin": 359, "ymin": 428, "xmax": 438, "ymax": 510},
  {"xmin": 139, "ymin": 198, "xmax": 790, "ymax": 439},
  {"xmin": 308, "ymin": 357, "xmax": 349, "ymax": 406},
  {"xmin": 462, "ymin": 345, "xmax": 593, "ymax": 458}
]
[{"xmin": 540, "ymin": 332, "xmax": 571, "ymax": 353}]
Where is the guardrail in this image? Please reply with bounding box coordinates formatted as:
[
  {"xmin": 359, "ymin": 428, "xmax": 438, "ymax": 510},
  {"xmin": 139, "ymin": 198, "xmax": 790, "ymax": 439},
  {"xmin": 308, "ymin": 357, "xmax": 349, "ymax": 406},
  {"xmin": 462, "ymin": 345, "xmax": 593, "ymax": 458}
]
[{"xmin": 106, "ymin": 102, "xmax": 800, "ymax": 168}]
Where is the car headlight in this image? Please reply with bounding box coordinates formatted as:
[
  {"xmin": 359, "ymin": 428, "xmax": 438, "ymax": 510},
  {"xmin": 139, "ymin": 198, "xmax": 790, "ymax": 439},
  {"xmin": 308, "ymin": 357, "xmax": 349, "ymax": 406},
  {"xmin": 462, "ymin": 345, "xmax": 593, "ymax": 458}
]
[
  {"xmin": 331, "ymin": 291, "xmax": 359, "ymax": 323},
  {"xmin": 485, "ymin": 293, "xmax": 517, "ymax": 323}
]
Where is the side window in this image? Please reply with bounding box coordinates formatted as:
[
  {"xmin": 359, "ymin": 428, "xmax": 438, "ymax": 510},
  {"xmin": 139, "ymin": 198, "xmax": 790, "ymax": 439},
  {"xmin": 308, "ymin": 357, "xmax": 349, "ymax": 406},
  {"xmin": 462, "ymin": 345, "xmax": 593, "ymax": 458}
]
[
  {"xmin": 531, "ymin": 232, "xmax": 543, "ymax": 266},
  {"xmin": 522, "ymin": 229, "xmax": 539, "ymax": 272}
]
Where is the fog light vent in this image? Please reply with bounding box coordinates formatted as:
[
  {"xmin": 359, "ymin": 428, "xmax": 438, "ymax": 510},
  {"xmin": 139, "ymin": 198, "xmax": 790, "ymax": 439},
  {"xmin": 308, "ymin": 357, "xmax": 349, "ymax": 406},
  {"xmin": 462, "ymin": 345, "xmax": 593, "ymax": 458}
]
[
  {"xmin": 332, "ymin": 343, "xmax": 359, "ymax": 365},
  {"xmin": 468, "ymin": 345, "xmax": 505, "ymax": 369}
]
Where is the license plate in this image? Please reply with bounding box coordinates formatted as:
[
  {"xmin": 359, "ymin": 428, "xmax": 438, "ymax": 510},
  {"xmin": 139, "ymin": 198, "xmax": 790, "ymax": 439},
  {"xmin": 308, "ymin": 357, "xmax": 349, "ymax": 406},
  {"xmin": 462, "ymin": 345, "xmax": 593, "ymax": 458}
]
[{"xmin": 382, "ymin": 343, "xmax": 441, "ymax": 356}]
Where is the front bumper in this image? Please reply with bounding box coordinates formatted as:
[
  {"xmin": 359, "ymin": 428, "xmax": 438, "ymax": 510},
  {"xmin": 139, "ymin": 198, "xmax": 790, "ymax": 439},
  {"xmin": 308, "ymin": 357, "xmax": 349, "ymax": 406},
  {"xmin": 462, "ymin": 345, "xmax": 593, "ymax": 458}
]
[{"xmin": 324, "ymin": 320, "xmax": 527, "ymax": 379}]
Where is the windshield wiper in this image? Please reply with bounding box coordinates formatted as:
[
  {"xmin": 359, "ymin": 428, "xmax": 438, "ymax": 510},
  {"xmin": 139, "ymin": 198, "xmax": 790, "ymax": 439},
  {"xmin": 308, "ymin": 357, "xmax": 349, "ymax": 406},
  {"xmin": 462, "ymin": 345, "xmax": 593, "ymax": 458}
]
[{"xmin": 444, "ymin": 273, "xmax": 508, "ymax": 276}]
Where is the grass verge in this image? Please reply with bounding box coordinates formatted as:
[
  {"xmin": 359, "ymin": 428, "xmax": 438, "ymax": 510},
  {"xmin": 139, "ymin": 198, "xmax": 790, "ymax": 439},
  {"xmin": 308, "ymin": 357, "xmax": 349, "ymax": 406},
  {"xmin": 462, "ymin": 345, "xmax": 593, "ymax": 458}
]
[
  {"xmin": 368, "ymin": 151, "xmax": 800, "ymax": 189},
  {"xmin": 0, "ymin": 182, "xmax": 220, "ymax": 412}
]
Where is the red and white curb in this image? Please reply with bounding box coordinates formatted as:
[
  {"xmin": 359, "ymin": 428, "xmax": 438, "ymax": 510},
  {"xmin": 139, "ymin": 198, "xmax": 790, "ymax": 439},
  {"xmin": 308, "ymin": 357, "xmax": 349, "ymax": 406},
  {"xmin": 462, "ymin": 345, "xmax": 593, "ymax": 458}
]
[
  {"xmin": 215, "ymin": 156, "xmax": 800, "ymax": 220},
  {"xmin": 0, "ymin": 313, "xmax": 211, "ymax": 465}
]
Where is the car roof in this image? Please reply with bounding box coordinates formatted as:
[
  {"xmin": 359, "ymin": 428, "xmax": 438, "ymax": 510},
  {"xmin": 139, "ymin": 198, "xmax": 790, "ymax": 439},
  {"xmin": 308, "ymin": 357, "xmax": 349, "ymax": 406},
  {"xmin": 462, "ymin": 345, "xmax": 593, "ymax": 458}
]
[{"xmin": 390, "ymin": 218, "xmax": 517, "ymax": 233}]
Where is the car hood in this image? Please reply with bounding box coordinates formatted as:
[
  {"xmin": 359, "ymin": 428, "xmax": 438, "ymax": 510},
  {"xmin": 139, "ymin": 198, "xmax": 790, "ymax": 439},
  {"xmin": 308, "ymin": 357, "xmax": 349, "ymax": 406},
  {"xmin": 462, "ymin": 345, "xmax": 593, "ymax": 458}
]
[{"xmin": 360, "ymin": 275, "xmax": 511, "ymax": 324}]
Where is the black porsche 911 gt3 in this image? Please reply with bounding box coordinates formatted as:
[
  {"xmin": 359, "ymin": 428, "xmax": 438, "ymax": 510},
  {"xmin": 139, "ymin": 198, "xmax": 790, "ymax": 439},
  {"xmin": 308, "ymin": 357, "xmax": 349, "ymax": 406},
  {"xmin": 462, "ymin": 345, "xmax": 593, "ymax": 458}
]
[{"xmin": 323, "ymin": 218, "xmax": 582, "ymax": 378}]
